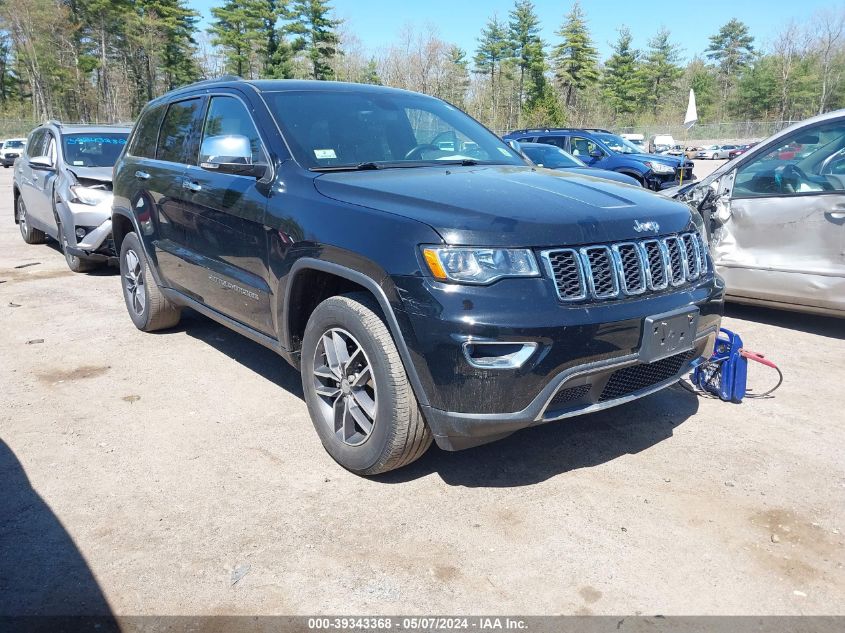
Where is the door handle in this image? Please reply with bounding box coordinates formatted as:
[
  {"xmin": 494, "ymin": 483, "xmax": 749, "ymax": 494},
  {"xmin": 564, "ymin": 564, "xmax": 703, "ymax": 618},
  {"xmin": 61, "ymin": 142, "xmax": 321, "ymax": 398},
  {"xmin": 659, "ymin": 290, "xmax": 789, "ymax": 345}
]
[
  {"xmin": 825, "ymin": 211, "xmax": 845, "ymax": 220},
  {"xmin": 135, "ymin": 170, "xmax": 150, "ymax": 180},
  {"xmin": 182, "ymin": 180, "xmax": 201, "ymax": 192}
]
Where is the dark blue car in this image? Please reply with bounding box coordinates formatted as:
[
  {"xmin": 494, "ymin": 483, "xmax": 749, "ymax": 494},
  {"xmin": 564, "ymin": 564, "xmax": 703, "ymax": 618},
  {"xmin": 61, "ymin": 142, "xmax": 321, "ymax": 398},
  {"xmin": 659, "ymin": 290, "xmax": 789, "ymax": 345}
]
[
  {"xmin": 518, "ymin": 142, "xmax": 641, "ymax": 187},
  {"xmin": 503, "ymin": 128, "xmax": 695, "ymax": 190}
]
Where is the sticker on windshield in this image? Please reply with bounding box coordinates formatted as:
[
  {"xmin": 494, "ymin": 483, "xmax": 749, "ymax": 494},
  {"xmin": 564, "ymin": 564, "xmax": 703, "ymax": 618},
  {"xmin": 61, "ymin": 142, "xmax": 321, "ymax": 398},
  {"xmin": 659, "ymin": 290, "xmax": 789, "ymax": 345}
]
[
  {"xmin": 497, "ymin": 147, "xmax": 512, "ymax": 156},
  {"xmin": 314, "ymin": 149, "xmax": 337, "ymax": 160},
  {"xmin": 73, "ymin": 160, "xmax": 85, "ymax": 166}
]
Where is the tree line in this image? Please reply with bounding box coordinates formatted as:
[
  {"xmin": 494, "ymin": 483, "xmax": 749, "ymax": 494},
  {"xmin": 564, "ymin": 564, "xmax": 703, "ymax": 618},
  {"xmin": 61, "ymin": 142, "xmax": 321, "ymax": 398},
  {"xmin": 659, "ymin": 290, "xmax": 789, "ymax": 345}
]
[{"xmin": 1, "ymin": 0, "xmax": 844, "ymax": 134}]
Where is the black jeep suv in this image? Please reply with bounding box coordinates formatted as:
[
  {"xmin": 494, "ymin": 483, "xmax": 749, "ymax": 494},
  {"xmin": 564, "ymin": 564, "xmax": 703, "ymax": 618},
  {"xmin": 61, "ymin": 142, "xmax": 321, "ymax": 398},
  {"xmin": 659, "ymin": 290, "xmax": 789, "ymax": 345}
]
[{"xmin": 112, "ymin": 78, "xmax": 724, "ymax": 475}]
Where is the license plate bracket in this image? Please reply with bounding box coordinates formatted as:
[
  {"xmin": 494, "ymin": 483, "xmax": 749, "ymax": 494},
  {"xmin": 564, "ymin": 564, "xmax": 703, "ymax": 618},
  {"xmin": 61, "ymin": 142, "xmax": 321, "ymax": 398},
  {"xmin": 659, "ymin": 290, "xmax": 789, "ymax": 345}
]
[{"xmin": 640, "ymin": 308, "xmax": 699, "ymax": 363}]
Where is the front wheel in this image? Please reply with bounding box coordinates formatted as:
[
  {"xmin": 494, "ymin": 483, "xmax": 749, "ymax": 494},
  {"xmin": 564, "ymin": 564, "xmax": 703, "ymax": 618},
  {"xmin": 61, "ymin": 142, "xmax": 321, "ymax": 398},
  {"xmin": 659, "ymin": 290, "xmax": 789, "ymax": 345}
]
[
  {"xmin": 119, "ymin": 232, "xmax": 181, "ymax": 331},
  {"xmin": 301, "ymin": 293, "xmax": 431, "ymax": 475},
  {"xmin": 16, "ymin": 196, "xmax": 46, "ymax": 244}
]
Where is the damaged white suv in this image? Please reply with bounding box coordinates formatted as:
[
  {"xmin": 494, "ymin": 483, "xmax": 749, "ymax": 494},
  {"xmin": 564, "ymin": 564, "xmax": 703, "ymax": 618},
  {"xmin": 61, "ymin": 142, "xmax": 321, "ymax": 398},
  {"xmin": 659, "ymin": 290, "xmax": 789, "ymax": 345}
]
[{"xmin": 12, "ymin": 123, "xmax": 131, "ymax": 272}]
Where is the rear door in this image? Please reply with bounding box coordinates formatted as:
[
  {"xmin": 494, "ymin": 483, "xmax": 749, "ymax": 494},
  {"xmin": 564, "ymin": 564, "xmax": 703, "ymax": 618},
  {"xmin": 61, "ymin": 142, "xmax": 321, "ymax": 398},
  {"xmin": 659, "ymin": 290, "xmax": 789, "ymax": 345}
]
[
  {"xmin": 126, "ymin": 97, "xmax": 206, "ymax": 295},
  {"xmin": 180, "ymin": 93, "xmax": 274, "ymax": 334},
  {"xmin": 718, "ymin": 117, "xmax": 845, "ymax": 313}
]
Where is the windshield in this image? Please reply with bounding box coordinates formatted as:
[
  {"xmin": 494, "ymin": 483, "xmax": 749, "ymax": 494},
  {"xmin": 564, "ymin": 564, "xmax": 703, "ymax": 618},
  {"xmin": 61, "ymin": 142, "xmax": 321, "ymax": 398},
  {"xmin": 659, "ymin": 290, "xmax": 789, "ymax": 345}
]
[
  {"xmin": 263, "ymin": 90, "xmax": 524, "ymax": 170},
  {"xmin": 522, "ymin": 144, "xmax": 585, "ymax": 168},
  {"xmin": 4, "ymin": 140, "xmax": 24, "ymax": 149},
  {"xmin": 62, "ymin": 133, "xmax": 128, "ymax": 167},
  {"xmin": 594, "ymin": 133, "xmax": 642, "ymax": 154}
]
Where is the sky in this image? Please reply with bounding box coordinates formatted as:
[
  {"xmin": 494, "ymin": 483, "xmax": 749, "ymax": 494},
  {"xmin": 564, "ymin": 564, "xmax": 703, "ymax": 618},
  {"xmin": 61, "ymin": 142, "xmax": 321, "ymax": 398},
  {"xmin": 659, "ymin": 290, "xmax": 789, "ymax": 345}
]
[{"xmin": 188, "ymin": 0, "xmax": 842, "ymax": 61}]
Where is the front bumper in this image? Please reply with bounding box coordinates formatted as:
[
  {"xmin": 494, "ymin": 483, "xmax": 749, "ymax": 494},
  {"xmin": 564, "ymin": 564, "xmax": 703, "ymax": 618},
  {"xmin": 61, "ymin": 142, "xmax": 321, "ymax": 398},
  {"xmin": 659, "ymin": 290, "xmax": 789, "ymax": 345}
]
[
  {"xmin": 393, "ymin": 273, "xmax": 724, "ymax": 450},
  {"xmin": 61, "ymin": 196, "xmax": 115, "ymax": 259},
  {"xmin": 1, "ymin": 153, "xmax": 19, "ymax": 166}
]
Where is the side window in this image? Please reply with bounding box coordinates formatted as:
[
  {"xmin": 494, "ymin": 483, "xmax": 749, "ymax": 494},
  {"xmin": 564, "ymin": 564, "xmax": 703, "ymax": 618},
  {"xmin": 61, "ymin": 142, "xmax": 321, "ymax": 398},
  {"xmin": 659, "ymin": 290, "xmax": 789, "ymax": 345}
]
[
  {"xmin": 199, "ymin": 96, "xmax": 266, "ymax": 166},
  {"xmin": 156, "ymin": 98, "xmax": 202, "ymax": 165},
  {"xmin": 733, "ymin": 121, "xmax": 845, "ymax": 198},
  {"xmin": 129, "ymin": 104, "xmax": 165, "ymax": 159},
  {"xmin": 538, "ymin": 136, "xmax": 567, "ymax": 150},
  {"xmin": 26, "ymin": 130, "xmax": 46, "ymax": 158},
  {"xmin": 571, "ymin": 136, "xmax": 603, "ymax": 157}
]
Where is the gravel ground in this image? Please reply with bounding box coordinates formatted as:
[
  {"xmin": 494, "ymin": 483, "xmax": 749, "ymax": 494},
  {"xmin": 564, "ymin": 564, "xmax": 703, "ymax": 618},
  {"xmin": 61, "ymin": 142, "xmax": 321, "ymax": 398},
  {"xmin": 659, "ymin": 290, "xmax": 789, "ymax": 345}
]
[{"xmin": 1, "ymin": 164, "xmax": 843, "ymax": 616}]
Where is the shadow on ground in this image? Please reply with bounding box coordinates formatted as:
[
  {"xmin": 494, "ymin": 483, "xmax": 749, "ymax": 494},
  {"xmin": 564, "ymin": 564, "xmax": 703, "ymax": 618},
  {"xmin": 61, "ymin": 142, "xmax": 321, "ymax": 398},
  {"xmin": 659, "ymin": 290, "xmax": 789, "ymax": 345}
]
[
  {"xmin": 380, "ymin": 385, "xmax": 700, "ymax": 486},
  {"xmin": 0, "ymin": 440, "xmax": 116, "ymax": 622},
  {"xmin": 726, "ymin": 303, "xmax": 844, "ymax": 340},
  {"xmin": 175, "ymin": 310, "xmax": 700, "ymax": 487}
]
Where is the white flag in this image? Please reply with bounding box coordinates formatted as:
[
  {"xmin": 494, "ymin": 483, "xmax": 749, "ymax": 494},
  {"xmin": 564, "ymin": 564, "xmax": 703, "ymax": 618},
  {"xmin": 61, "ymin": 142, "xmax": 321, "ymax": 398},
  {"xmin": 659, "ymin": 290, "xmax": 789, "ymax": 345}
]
[{"xmin": 684, "ymin": 89, "xmax": 698, "ymax": 130}]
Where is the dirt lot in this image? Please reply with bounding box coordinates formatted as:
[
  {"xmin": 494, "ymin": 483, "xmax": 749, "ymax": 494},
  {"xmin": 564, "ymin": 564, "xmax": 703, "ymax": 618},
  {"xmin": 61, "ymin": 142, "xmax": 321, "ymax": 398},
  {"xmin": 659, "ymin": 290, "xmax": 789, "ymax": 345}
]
[{"xmin": 1, "ymin": 164, "xmax": 843, "ymax": 616}]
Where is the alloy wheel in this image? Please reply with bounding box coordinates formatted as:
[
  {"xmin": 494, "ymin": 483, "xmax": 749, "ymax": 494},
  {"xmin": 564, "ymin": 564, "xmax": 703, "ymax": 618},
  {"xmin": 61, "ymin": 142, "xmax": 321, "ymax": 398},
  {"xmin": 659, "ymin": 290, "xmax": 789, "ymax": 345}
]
[
  {"xmin": 312, "ymin": 327, "xmax": 378, "ymax": 446},
  {"xmin": 18, "ymin": 199, "xmax": 27, "ymax": 239},
  {"xmin": 123, "ymin": 249, "xmax": 146, "ymax": 315}
]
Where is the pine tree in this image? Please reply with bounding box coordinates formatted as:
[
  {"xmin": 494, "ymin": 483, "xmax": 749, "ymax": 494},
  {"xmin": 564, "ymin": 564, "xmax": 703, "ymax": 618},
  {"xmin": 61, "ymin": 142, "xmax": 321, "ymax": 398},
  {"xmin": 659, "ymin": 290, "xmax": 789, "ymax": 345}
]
[
  {"xmin": 638, "ymin": 27, "xmax": 682, "ymax": 115},
  {"xmin": 289, "ymin": 0, "xmax": 341, "ymax": 80},
  {"xmin": 474, "ymin": 15, "xmax": 509, "ymax": 125},
  {"xmin": 508, "ymin": 0, "xmax": 544, "ymax": 114},
  {"xmin": 706, "ymin": 18, "xmax": 754, "ymax": 111},
  {"xmin": 552, "ymin": 1, "xmax": 599, "ymax": 109},
  {"xmin": 134, "ymin": 0, "xmax": 199, "ymax": 90},
  {"xmin": 601, "ymin": 26, "xmax": 641, "ymax": 119},
  {"xmin": 208, "ymin": 0, "xmax": 276, "ymax": 78}
]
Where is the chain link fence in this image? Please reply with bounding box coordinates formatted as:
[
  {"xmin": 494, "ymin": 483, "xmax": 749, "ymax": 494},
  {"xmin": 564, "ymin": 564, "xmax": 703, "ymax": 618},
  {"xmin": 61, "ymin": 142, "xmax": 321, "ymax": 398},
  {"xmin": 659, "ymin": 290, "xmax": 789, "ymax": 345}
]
[{"xmin": 0, "ymin": 119, "xmax": 41, "ymax": 139}]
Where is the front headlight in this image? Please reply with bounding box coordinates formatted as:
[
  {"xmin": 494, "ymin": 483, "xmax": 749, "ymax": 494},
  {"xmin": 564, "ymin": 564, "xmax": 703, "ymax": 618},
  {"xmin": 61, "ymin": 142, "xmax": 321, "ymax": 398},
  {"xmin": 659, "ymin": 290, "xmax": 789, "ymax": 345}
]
[
  {"xmin": 645, "ymin": 161, "xmax": 675, "ymax": 175},
  {"xmin": 422, "ymin": 247, "xmax": 540, "ymax": 284},
  {"xmin": 70, "ymin": 185, "xmax": 111, "ymax": 206}
]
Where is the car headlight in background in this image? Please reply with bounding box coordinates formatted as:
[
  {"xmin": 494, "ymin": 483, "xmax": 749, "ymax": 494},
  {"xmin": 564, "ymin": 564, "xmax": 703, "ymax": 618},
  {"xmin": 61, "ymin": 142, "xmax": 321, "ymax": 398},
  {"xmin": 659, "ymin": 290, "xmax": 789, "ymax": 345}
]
[
  {"xmin": 644, "ymin": 161, "xmax": 675, "ymax": 175},
  {"xmin": 70, "ymin": 184, "xmax": 111, "ymax": 206},
  {"xmin": 422, "ymin": 247, "xmax": 540, "ymax": 284}
]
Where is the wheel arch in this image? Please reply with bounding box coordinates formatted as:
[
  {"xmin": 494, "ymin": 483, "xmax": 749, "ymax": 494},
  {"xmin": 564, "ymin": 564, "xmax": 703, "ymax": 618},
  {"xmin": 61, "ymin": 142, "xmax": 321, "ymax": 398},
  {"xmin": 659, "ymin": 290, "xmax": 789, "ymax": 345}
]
[{"xmin": 283, "ymin": 258, "xmax": 430, "ymax": 407}]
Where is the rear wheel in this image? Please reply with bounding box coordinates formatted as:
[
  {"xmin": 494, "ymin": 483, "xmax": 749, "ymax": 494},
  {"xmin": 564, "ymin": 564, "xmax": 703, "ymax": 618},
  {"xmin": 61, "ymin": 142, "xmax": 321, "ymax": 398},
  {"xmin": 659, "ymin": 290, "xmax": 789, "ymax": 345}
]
[
  {"xmin": 119, "ymin": 232, "xmax": 181, "ymax": 331},
  {"xmin": 301, "ymin": 293, "xmax": 431, "ymax": 475},
  {"xmin": 16, "ymin": 196, "xmax": 46, "ymax": 244}
]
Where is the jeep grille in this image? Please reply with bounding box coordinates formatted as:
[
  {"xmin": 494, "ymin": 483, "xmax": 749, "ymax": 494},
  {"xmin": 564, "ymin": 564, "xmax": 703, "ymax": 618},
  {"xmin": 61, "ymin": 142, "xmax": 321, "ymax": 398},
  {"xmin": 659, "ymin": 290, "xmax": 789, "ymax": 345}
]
[{"xmin": 541, "ymin": 232, "xmax": 707, "ymax": 302}]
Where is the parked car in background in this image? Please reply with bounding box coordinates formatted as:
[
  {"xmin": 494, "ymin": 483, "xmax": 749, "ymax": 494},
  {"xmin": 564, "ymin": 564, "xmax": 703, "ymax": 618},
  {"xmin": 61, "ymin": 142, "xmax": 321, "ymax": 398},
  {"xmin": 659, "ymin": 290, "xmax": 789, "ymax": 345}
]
[
  {"xmin": 620, "ymin": 133, "xmax": 646, "ymax": 150},
  {"xmin": 728, "ymin": 143, "xmax": 757, "ymax": 159},
  {"xmin": 1, "ymin": 138, "xmax": 26, "ymax": 167},
  {"xmin": 13, "ymin": 122, "xmax": 131, "ymax": 272},
  {"xmin": 649, "ymin": 134, "xmax": 677, "ymax": 153},
  {"xmin": 111, "ymin": 78, "xmax": 723, "ymax": 474},
  {"xmin": 672, "ymin": 109, "xmax": 845, "ymax": 317},
  {"xmin": 696, "ymin": 145, "xmax": 737, "ymax": 160},
  {"xmin": 685, "ymin": 146, "xmax": 704, "ymax": 159},
  {"xmin": 660, "ymin": 144, "xmax": 686, "ymax": 157},
  {"xmin": 503, "ymin": 127, "xmax": 694, "ymax": 190},
  {"xmin": 517, "ymin": 142, "xmax": 641, "ymax": 186}
]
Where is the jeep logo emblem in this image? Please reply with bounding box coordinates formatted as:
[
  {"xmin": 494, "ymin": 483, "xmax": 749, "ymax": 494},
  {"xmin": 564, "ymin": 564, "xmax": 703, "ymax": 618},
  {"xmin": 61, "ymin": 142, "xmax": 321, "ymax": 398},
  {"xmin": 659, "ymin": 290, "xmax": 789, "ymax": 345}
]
[{"xmin": 633, "ymin": 220, "xmax": 660, "ymax": 233}]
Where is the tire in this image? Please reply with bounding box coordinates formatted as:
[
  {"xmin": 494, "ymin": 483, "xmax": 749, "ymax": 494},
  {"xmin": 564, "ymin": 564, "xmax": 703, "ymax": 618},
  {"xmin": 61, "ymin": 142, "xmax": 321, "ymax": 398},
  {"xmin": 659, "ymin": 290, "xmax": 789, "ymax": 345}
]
[
  {"xmin": 301, "ymin": 293, "xmax": 432, "ymax": 475},
  {"xmin": 119, "ymin": 232, "xmax": 181, "ymax": 332},
  {"xmin": 57, "ymin": 219, "xmax": 97, "ymax": 273},
  {"xmin": 16, "ymin": 196, "xmax": 46, "ymax": 244}
]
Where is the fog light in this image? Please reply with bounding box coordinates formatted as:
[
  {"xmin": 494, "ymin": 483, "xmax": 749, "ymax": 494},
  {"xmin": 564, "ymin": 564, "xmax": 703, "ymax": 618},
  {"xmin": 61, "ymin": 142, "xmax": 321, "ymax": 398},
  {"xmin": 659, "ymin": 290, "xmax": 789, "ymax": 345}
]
[
  {"xmin": 462, "ymin": 341, "xmax": 538, "ymax": 369},
  {"xmin": 75, "ymin": 227, "xmax": 87, "ymax": 240}
]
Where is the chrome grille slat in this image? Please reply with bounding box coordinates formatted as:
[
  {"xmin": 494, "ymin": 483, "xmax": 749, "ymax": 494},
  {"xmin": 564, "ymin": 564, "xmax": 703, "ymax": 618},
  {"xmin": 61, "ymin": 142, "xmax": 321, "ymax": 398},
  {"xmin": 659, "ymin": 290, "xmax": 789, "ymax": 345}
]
[
  {"xmin": 580, "ymin": 246, "xmax": 619, "ymax": 299},
  {"xmin": 542, "ymin": 232, "xmax": 708, "ymax": 303}
]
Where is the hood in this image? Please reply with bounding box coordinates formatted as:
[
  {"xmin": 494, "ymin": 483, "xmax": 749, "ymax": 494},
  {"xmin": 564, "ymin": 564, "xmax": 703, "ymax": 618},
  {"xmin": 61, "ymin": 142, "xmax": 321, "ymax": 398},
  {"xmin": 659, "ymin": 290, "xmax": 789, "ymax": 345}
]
[
  {"xmin": 313, "ymin": 165, "xmax": 694, "ymax": 247},
  {"xmin": 559, "ymin": 166, "xmax": 640, "ymax": 186},
  {"xmin": 67, "ymin": 166, "xmax": 114, "ymax": 183}
]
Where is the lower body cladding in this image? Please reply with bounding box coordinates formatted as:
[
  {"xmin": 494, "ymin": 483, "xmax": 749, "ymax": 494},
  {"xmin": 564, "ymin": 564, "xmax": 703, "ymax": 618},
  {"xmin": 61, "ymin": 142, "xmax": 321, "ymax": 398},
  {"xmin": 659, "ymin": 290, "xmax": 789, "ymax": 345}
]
[{"xmin": 392, "ymin": 274, "xmax": 724, "ymax": 450}]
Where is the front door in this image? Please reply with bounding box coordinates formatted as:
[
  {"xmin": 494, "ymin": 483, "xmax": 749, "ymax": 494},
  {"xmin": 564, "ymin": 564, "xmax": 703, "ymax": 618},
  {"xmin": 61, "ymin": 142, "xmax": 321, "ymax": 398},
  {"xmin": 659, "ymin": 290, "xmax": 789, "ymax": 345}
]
[
  {"xmin": 570, "ymin": 136, "xmax": 608, "ymax": 167},
  {"xmin": 180, "ymin": 94, "xmax": 274, "ymax": 335},
  {"xmin": 717, "ymin": 117, "xmax": 845, "ymax": 313}
]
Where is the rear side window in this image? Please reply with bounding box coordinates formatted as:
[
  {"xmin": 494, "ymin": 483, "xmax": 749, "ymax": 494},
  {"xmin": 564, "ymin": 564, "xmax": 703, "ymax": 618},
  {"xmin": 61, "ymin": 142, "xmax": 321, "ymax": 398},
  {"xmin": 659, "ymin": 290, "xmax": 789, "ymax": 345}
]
[
  {"xmin": 129, "ymin": 105, "xmax": 165, "ymax": 159},
  {"xmin": 538, "ymin": 135, "xmax": 567, "ymax": 150},
  {"xmin": 156, "ymin": 98, "xmax": 202, "ymax": 164}
]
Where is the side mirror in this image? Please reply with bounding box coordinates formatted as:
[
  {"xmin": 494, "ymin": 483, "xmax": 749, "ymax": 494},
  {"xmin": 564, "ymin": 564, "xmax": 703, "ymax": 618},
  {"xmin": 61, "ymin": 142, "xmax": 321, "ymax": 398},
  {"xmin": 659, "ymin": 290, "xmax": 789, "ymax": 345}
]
[
  {"xmin": 507, "ymin": 139, "xmax": 522, "ymax": 154},
  {"xmin": 29, "ymin": 156, "xmax": 55, "ymax": 170},
  {"xmin": 199, "ymin": 134, "xmax": 267, "ymax": 179},
  {"xmin": 589, "ymin": 150, "xmax": 603, "ymax": 159}
]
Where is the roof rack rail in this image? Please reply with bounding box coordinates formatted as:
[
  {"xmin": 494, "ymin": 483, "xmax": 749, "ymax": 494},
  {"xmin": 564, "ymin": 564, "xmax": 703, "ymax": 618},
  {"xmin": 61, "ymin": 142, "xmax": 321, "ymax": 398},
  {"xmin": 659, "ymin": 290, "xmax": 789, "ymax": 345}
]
[
  {"xmin": 46, "ymin": 119, "xmax": 63, "ymax": 128},
  {"xmin": 185, "ymin": 75, "xmax": 244, "ymax": 88},
  {"xmin": 581, "ymin": 128, "xmax": 612, "ymax": 134}
]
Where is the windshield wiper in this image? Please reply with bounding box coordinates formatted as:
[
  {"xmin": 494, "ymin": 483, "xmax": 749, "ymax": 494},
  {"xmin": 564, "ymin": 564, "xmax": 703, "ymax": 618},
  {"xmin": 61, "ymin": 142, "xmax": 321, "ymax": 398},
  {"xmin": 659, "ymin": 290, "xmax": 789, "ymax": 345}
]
[{"xmin": 310, "ymin": 162, "xmax": 383, "ymax": 172}]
